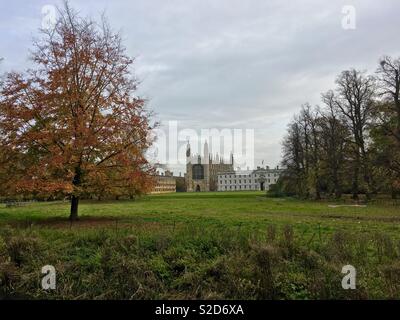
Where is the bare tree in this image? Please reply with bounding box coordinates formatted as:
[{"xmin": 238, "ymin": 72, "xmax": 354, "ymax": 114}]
[
  {"xmin": 332, "ymin": 69, "xmax": 376, "ymax": 200},
  {"xmin": 374, "ymin": 56, "xmax": 400, "ymax": 197},
  {"xmin": 321, "ymin": 91, "xmax": 349, "ymax": 198},
  {"xmin": 282, "ymin": 119, "xmax": 306, "ymax": 197},
  {"xmin": 281, "ymin": 104, "xmax": 323, "ymax": 199},
  {"xmin": 376, "ymin": 56, "xmax": 400, "ymax": 142},
  {"xmin": 300, "ymin": 105, "xmax": 322, "ymax": 199}
]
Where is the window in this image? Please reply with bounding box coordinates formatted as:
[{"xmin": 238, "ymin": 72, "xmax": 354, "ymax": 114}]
[{"xmin": 192, "ymin": 164, "xmax": 204, "ymax": 179}]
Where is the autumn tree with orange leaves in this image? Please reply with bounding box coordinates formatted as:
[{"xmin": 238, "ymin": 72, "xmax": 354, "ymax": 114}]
[{"xmin": 0, "ymin": 3, "xmax": 155, "ymax": 220}]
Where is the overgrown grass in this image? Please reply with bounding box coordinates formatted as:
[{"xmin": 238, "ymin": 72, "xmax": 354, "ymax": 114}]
[{"xmin": 0, "ymin": 192, "xmax": 399, "ymax": 299}]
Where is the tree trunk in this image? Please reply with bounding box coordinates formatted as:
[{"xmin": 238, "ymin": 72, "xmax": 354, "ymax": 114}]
[
  {"xmin": 315, "ymin": 180, "xmax": 321, "ymax": 200},
  {"xmin": 334, "ymin": 189, "xmax": 342, "ymax": 199},
  {"xmin": 396, "ymin": 98, "xmax": 400, "ymax": 142},
  {"xmin": 392, "ymin": 190, "xmax": 398, "ymax": 200},
  {"xmin": 70, "ymin": 167, "xmax": 82, "ymax": 221},
  {"xmin": 360, "ymin": 145, "xmax": 372, "ymax": 200},
  {"xmin": 364, "ymin": 171, "xmax": 372, "ymax": 201},
  {"xmin": 352, "ymin": 165, "xmax": 359, "ymax": 200},
  {"xmin": 70, "ymin": 195, "xmax": 79, "ymax": 221},
  {"xmin": 333, "ymin": 169, "xmax": 342, "ymax": 199}
]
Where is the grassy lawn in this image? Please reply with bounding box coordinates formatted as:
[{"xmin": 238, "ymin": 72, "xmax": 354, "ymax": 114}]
[{"xmin": 1, "ymin": 192, "xmax": 400, "ymax": 299}]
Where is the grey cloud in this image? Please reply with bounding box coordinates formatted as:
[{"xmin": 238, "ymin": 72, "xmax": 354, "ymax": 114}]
[{"xmin": 1, "ymin": 0, "xmax": 400, "ymax": 173}]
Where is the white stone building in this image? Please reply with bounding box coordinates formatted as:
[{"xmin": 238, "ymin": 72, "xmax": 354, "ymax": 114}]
[{"xmin": 217, "ymin": 167, "xmax": 283, "ymax": 192}]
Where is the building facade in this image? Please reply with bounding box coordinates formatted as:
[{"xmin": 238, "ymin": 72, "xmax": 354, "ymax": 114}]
[
  {"xmin": 217, "ymin": 167, "xmax": 283, "ymax": 192},
  {"xmin": 151, "ymin": 170, "xmax": 177, "ymax": 194},
  {"xmin": 185, "ymin": 141, "xmax": 234, "ymax": 192}
]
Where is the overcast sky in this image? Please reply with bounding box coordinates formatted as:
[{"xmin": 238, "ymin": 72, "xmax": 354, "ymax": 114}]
[{"xmin": 1, "ymin": 0, "xmax": 400, "ymax": 174}]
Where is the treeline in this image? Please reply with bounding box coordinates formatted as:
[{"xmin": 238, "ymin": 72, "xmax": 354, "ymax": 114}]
[{"xmin": 279, "ymin": 56, "xmax": 400, "ymax": 200}]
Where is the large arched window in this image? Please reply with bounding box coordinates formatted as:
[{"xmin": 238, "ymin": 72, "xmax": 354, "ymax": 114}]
[{"xmin": 192, "ymin": 164, "xmax": 204, "ymax": 179}]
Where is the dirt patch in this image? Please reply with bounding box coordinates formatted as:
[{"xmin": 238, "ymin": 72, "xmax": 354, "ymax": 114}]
[
  {"xmin": 328, "ymin": 204, "xmax": 367, "ymax": 208},
  {"xmin": 6, "ymin": 216, "xmax": 170, "ymax": 231},
  {"xmin": 321, "ymin": 214, "xmax": 400, "ymax": 223},
  {"xmin": 8, "ymin": 216, "xmax": 124, "ymax": 230}
]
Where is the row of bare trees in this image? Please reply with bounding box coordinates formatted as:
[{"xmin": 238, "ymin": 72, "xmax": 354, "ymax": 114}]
[{"xmin": 280, "ymin": 56, "xmax": 400, "ymax": 200}]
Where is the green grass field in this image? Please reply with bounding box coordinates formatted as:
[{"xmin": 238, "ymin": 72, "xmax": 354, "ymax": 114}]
[{"xmin": 1, "ymin": 192, "xmax": 400, "ymax": 299}]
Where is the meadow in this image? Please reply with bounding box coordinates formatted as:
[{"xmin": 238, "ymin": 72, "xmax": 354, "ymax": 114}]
[{"xmin": 1, "ymin": 191, "xmax": 400, "ymax": 299}]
